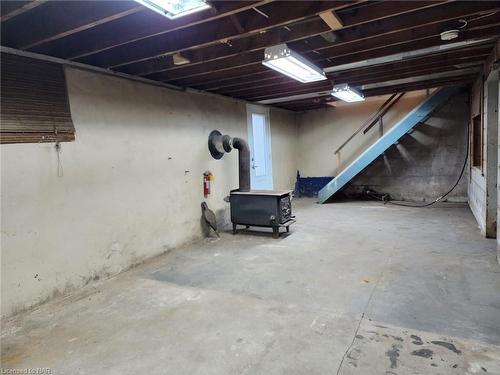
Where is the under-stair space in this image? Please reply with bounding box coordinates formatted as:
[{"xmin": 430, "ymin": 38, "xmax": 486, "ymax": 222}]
[{"xmin": 318, "ymin": 85, "xmax": 464, "ymax": 203}]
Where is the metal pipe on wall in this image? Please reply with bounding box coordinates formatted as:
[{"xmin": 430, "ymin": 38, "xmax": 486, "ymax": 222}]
[{"xmin": 208, "ymin": 130, "xmax": 251, "ymax": 192}]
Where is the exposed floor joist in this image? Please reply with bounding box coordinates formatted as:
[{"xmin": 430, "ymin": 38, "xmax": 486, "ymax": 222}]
[
  {"xmin": 161, "ymin": 5, "xmax": 499, "ymax": 87},
  {"xmin": 0, "ymin": 0, "xmax": 46, "ymax": 23},
  {"xmin": 77, "ymin": 1, "xmax": 357, "ymax": 68},
  {"xmin": 1, "ymin": 0, "xmax": 499, "ymax": 110},
  {"xmin": 29, "ymin": 1, "xmax": 273, "ymax": 60}
]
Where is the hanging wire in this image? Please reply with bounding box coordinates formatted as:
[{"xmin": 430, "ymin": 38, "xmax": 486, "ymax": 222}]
[
  {"xmin": 455, "ymin": 19, "xmax": 468, "ymax": 29},
  {"xmin": 55, "ymin": 141, "xmax": 63, "ymax": 177},
  {"xmin": 367, "ymin": 118, "xmax": 470, "ymax": 208}
]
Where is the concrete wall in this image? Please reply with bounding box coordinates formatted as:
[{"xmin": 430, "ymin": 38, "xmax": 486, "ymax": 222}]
[
  {"xmin": 296, "ymin": 90, "xmax": 469, "ymax": 201},
  {"xmin": 1, "ymin": 68, "xmax": 297, "ymax": 317}
]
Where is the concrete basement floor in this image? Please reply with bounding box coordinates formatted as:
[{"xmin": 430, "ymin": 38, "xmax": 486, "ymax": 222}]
[{"xmin": 2, "ymin": 198, "xmax": 500, "ymax": 374}]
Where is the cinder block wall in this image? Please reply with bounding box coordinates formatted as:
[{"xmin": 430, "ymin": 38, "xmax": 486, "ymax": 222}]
[{"xmin": 0, "ymin": 68, "xmax": 298, "ymax": 317}]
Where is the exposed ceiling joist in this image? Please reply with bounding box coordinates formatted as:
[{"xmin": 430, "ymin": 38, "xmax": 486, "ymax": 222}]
[
  {"xmin": 167, "ymin": 24, "xmax": 499, "ymax": 89},
  {"xmin": 216, "ymin": 53, "xmax": 488, "ymax": 97},
  {"xmin": 1, "ymin": 0, "xmax": 498, "ymax": 111},
  {"xmin": 361, "ymin": 67, "xmax": 480, "ymax": 90},
  {"xmin": 0, "ymin": 0, "xmax": 46, "ymax": 23},
  {"xmin": 31, "ymin": 1, "xmax": 272, "ymax": 60},
  {"xmin": 258, "ymin": 89, "xmax": 335, "ymax": 105},
  {"xmin": 277, "ymin": 75, "xmax": 478, "ymax": 110},
  {"xmin": 123, "ymin": 0, "xmax": 450, "ymax": 76},
  {"xmin": 1, "ymin": 1, "xmax": 143, "ymax": 49},
  {"xmin": 77, "ymin": 1, "xmax": 356, "ymax": 69},
  {"xmin": 157, "ymin": 3, "xmax": 500, "ymax": 86},
  {"xmin": 245, "ymin": 64, "xmax": 481, "ymax": 103}
]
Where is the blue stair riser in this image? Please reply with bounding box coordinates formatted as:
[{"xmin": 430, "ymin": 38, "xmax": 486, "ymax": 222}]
[{"xmin": 318, "ymin": 85, "xmax": 462, "ymax": 203}]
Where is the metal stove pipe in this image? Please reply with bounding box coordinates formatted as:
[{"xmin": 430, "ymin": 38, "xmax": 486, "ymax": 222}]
[
  {"xmin": 208, "ymin": 130, "xmax": 251, "ymax": 192},
  {"xmin": 232, "ymin": 137, "xmax": 250, "ymax": 192}
]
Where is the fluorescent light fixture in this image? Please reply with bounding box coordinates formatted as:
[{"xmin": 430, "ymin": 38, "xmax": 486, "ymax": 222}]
[
  {"xmin": 262, "ymin": 44, "xmax": 327, "ymax": 83},
  {"xmin": 331, "ymin": 83, "xmax": 364, "ymax": 102},
  {"xmin": 135, "ymin": 0, "xmax": 210, "ymax": 19}
]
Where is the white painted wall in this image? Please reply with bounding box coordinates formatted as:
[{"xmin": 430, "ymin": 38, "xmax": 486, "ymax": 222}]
[{"xmin": 1, "ymin": 68, "xmax": 297, "ymax": 317}]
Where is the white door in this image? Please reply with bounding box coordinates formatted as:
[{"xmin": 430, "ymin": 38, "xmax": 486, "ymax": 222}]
[{"xmin": 247, "ymin": 104, "xmax": 273, "ymax": 190}]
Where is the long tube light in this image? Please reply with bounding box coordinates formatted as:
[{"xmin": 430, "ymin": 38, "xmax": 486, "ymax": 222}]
[
  {"xmin": 135, "ymin": 0, "xmax": 210, "ymax": 19},
  {"xmin": 262, "ymin": 44, "xmax": 327, "ymax": 83},
  {"xmin": 331, "ymin": 83, "xmax": 365, "ymax": 102}
]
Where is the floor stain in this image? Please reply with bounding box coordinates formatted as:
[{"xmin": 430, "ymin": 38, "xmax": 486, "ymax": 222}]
[
  {"xmin": 431, "ymin": 341, "xmax": 462, "ymax": 354},
  {"xmin": 411, "ymin": 334, "xmax": 423, "ymax": 345},
  {"xmin": 411, "ymin": 348, "xmax": 433, "ymax": 358},
  {"xmin": 385, "ymin": 344, "xmax": 400, "ymax": 369}
]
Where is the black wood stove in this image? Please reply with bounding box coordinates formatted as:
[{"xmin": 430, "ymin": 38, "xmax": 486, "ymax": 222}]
[{"xmin": 208, "ymin": 130, "xmax": 295, "ymax": 238}]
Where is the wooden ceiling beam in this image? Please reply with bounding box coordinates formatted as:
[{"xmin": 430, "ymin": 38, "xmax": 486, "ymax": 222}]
[
  {"xmin": 156, "ymin": 3, "xmax": 500, "ymax": 85},
  {"xmin": 362, "ymin": 75, "xmax": 477, "ymax": 97},
  {"xmin": 274, "ymin": 75, "xmax": 477, "ymax": 110},
  {"xmin": 1, "ymin": 1, "xmax": 144, "ymax": 49},
  {"xmin": 0, "ymin": 0, "xmax": 46, "ymax": 23},
  {"xmin": 76, "ymin": 1, "xmax": 356, "ymax": 69},
  {"xmin": 124, "ymin": 0, "xmax": 447, "ymax": 76},
  {"xmin": 217, "ymin": 61, "xmax": 484, "ymax": 100},
  {"xmin": 291, "ymin": 1, "xmax": 500, "ymax": 54},
  {"xmin": 301, "ymin": 14, "xmax": 500, "ymax": 62},
  {"xmin": 165, "ymin": 33, "xmax": 496, "ymax": 90},
  {"xmin": 345, "ymin": 63, "xmax": 483, "ymax": 88},
  {"xmin": 241, "ymin": 66, "xmax": 479, "ymax": 102},
  {"xmin": 171, "ymin": 21, "xmax": 499, "ymax": 90},
  {"xmin": 30, "ymin": 1, "xmax": 271, "ymax": 59},
  {"xmin": 241, "ymin": 83, "xmax": 336, "ymax": 102},
  {"xmin": 225, "ymin": 80, "xmax": 336, "ymax": 100},
  {"xmin": 121, "ymin": 17, "xmax": 329, "ymax": 76},
  {"xmin": 329, "ymin": 52, "xmax": 490, "ymax": 81},
  {"xmin": 211, "ymin": 49, "xmax": 491, "ymax": 95}
]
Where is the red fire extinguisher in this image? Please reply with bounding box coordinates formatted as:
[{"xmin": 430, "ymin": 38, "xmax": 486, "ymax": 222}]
[{"xmin": 203, "ymin": 171, "xmax": 213, "ymax": 197}]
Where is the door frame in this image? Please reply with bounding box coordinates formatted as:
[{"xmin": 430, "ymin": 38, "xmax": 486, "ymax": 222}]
[{"xmin": 246, "ymin": 104, "xmax": 273, "ymax": 190}]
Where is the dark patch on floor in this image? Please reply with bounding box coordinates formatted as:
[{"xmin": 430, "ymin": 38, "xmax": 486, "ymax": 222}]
[
  {"xmin": 385, "ymin": 344, "xmax": 401, "ymax": 369},
  {"xmin": 431, "ymin": 341, "xmax": 461, "ymax": 354},
  {"xmin": 411, "ymin": 348, "xmax": 433, "ymax": 358},
  {"xmin": 411, "ymin": 334, "xmax": 423, "ymax": 345}
]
